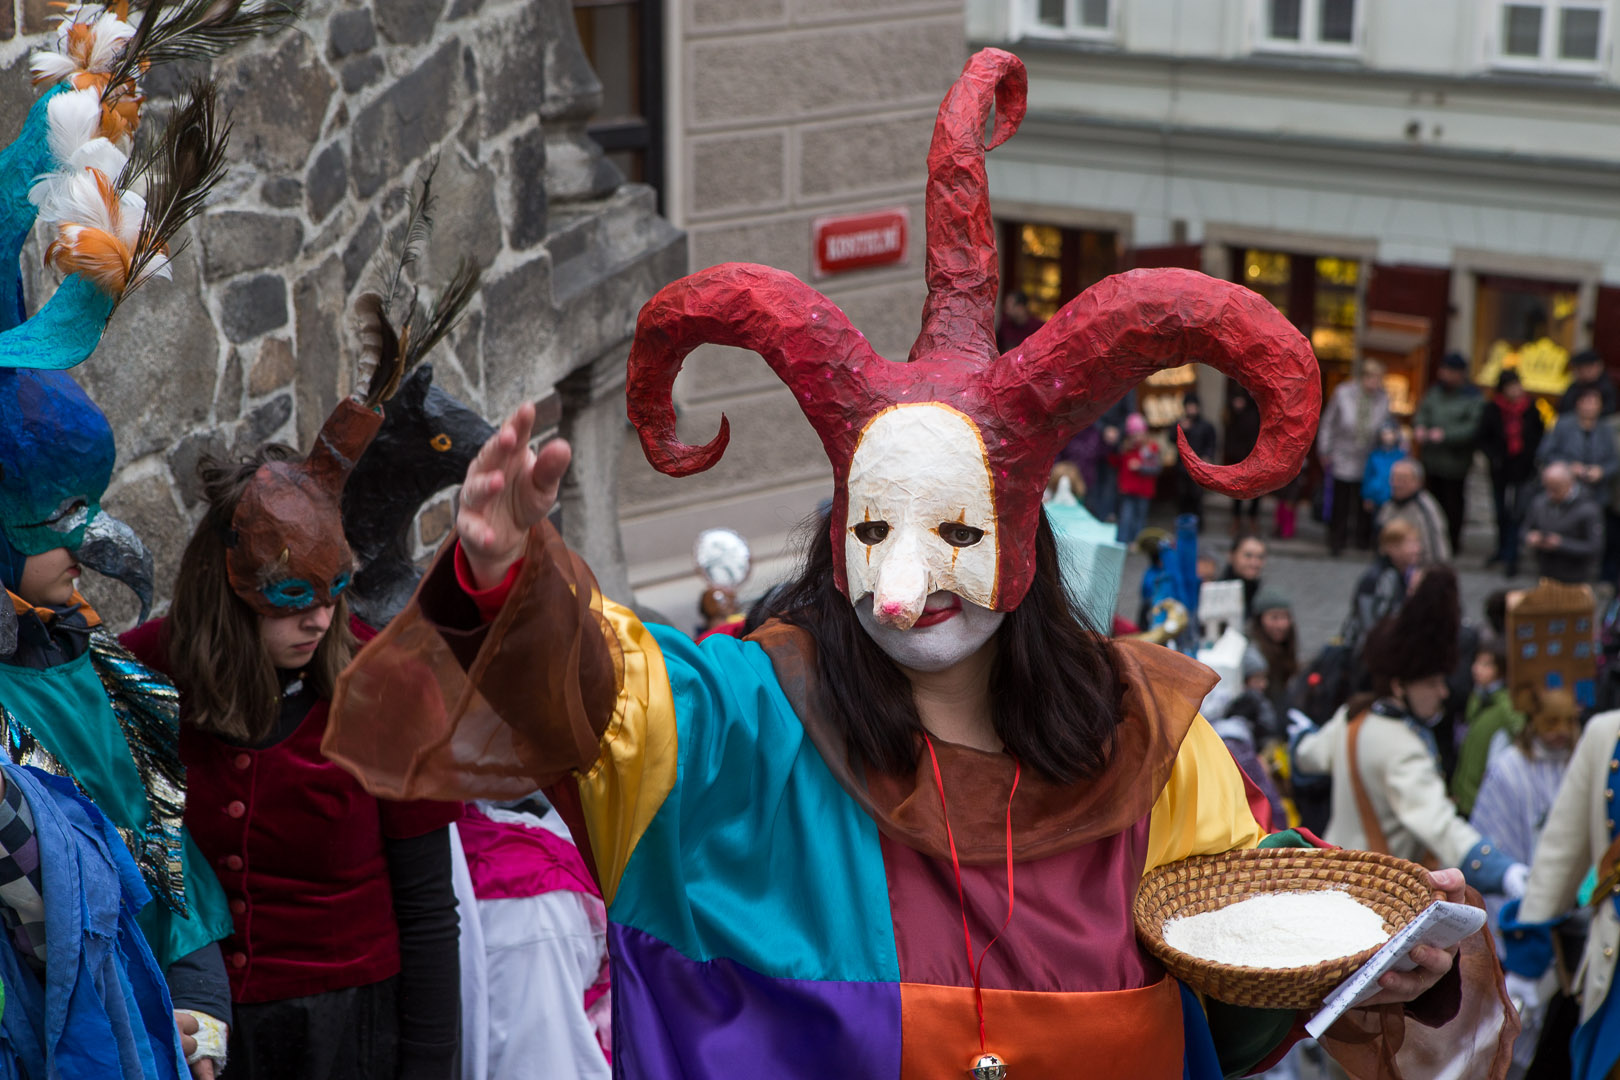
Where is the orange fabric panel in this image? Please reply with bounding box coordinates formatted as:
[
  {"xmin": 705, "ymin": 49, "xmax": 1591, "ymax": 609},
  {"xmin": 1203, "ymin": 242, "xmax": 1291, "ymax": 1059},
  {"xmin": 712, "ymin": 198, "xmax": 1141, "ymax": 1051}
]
[{"xmin": 899, "ymin": 977, "xmax": 1184, "ymax": 1079}]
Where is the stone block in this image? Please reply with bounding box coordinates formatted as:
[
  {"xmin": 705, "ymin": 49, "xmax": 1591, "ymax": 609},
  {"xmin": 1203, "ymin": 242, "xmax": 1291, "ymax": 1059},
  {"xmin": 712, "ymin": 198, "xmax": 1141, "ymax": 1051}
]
[
  {"xmin": 0, "ymin": 55, "xmax": 36, "ymax": 145},
  {"xmin": 294, "ymin": 256, "xmax": 346, "ymax": 449},
  {"xmin": 306, "ymin": 143, "xmax": 348, "ymax": 223},
  {"xmin": 688, "ymin": 19, "xmax": 961, "ymax": 127},
  {"xmin": 616, "ymin": 385, "xmax": 830, "ymax": 513},
  {"xmin": 93, "ymin": 469, "xmax": 190, "ymax": 629},
  {"xmin": 350, "ymin": 40, "xmax": 461, "ymax": 197},
  {"xmin": 670, "ymin": 343, "xmax": 793, "ymax": 406},
  {"xmin": 446, "ymin": 0, "xmax": 481, "ymax": 20},
  {"xmin": 216, "ymin": 347, "xmax": 242, "ymax": 421},
  {"xmin": 790, "ymin": 0, "xmax": 961, "ymax": 21},
  {"xmin": 327, "ymin": 8, "xmax": 377, "ymax": 57},
  {"xmin": 479, "ymin": 255, "xmax": 560, "ymax": 407},
  {"xmin": 822, "ymin": 276, "xmax": 927, "ymax": 359},
  {"xmin": 0, "ymin": 0, "xmax": 13, "ymax": 39},
  {"xmin": 167, "ymin": 429, "xmax": 227, "ymax": 507},
  {"xmin": 797, "ymin": 112, "xmax": 932, "ymax": 199},
  {"xmin": 78, "ymin": 253, "xmax": 218, "ymax": 463},
  {"xmin": 220, "ymin": 274, "xmax": 288, "ymax": 343},
  {"xmin": 690, "ymin": 0, "xmax": 786, "ymax": 31},
  {"xmin": 375, "ymin": 0, "xmax": 444, "ymax": 45},
  {"xmin": 341, "ymin": 54, "xmax": 386, "ymax": 94},
  {"xmin": 423, "ymin": 148, "xmax": 502, "ymax": 279},
  {"xmin": 508, "ymin": 125, "xmax": 548, "ymax": 249},
  {"xmin": 217, "ymin": 34, "xmax": 336, "ymax": 171},
  {"xmin": 20, "ymin": 0, "xmax": 45, "ymax": 34},
  {"xmin": 689, "ymin": 131, "xmax": 786, "ymax": 216},
  {"xmin": 200, "ymin": 212, "xmax": 303, "ymax": 282},
  {"xmin": 343, "ymin": 210, "xmax": 382, "ymax": 294},
  {"xmin": 690, "ymin": 215, "xmax": 812, "ymax": 279},
  {"xmin": 262, "ymin": 177, "xmax": 303, "ymax": 208},
  {"xmin": 473, "ymin": 2, "xmax": 549, "ymax": 138},
  {"xmin": 250, "ymin": 337, "xmax": 296, "ymax": 396},
  {"xmin": 233, "ymin": 393, "xmax": 294, "ymax": 456}
]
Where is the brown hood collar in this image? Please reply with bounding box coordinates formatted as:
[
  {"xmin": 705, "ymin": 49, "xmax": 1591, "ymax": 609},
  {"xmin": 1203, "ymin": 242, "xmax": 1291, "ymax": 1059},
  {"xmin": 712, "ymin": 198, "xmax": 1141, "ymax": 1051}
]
[{"xmin": 748, "ymin": 624, "xmax": 1215, "ymax": 865}]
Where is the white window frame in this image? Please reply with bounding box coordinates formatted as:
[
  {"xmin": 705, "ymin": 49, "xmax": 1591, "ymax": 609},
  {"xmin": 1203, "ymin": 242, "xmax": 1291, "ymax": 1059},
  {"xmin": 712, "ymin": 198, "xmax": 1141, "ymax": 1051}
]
[
  {"xmin": 1487, "ymin": 1, "xmax": 1609, "ymax": 75},
  {"xmin": 1013, "ymin": 0, "xmax": 1117, "ymax": 42},
  {"xmin": 1249, "ymin": 0, "xmax": 1364, "ymax": 58}
]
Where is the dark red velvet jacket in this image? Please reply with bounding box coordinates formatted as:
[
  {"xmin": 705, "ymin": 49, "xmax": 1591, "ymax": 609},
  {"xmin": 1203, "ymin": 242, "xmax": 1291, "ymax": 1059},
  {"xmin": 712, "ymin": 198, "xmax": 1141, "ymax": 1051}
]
[{"xmin": 121, "ymin": 617, "xmax": 461, "ymax": 1003}]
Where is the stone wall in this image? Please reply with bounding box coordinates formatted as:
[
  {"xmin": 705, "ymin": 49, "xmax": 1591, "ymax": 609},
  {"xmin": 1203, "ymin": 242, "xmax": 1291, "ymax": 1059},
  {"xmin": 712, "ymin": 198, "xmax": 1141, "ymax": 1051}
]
[
  {"xmin": 0, "ymin": 0, "xmax": 684, "ymax": 623},
  {"xmin": 614, "ymin": 0, "xmax": 967, "ymax": 619}
]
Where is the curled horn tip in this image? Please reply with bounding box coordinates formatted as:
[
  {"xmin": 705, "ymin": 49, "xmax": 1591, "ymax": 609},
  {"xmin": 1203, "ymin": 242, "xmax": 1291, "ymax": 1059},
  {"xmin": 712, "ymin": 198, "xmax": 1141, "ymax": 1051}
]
[
  {"xmin": 642, "ymin": 415, "xmax": 730, "ymax": 479},
  {"xmin": 1175, "ymin": 422, "xmax": 1313, "ymax": 500}
]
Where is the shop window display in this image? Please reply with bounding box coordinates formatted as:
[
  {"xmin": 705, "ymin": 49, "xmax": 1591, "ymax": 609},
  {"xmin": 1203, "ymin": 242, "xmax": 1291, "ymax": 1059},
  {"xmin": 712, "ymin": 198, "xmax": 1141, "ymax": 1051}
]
[{"xmin": 1472, "ymin": 275, "xmax": 1578, "ymax": 401}]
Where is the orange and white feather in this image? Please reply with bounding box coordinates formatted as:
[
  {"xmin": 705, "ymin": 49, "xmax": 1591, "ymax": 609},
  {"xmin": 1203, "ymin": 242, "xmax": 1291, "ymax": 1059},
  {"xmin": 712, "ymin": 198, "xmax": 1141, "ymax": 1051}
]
[
  {"xmin": 30, "ymin": 4, "xmax": 134, "ymax": 88},
  {"xmin": 40, "ymin": 166, "xmax": 161, "ymax": 296}
]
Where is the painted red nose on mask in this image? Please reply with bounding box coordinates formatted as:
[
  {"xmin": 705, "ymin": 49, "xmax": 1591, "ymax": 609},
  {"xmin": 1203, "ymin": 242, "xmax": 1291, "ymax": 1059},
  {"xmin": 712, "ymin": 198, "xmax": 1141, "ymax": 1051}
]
[{"xmin": 624, "ymin": 49, "xmax": 1321, "ymax": 612}]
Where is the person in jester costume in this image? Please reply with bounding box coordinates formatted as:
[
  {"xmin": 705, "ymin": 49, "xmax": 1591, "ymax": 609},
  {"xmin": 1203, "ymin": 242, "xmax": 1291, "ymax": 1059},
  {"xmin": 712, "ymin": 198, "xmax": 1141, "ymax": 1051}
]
[
  {"xmin": 325, "ymin": 51, "xmax": 1514, "ymax": 1078},
  {"xmin": 0, "ymin": 2, "xmax": 298, "ymax": 1075}
]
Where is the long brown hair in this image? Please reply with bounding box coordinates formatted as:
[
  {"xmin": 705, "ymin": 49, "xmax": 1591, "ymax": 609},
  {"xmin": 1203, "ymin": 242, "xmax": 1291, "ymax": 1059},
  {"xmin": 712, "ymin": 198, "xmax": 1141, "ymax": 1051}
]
[
  {"xmin": 166, "ymin": 446, "xmax": 358, "ymax": 741},
  {"xmin": 778, "ymin": 509, "xmax": 1123, "ymax": 785}
]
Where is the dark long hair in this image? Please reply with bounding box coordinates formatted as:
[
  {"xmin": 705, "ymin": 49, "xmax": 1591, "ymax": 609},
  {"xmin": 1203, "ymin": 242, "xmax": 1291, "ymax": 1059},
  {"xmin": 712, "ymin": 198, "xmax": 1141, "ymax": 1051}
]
[
  {"xmin": 777, "ymin": 510, "xmax": 1122, "ymax": 784},
  {"xmin": 165, "ymin": 446, "xmax": 358, "ymax": 741}
]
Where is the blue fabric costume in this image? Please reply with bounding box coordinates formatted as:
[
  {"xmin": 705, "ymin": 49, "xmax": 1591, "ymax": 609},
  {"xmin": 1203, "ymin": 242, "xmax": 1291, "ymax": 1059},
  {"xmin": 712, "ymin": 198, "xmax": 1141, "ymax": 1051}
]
[{"xmin": 0, "ymin": 762, "xmax": 184, "ymax": 1080}]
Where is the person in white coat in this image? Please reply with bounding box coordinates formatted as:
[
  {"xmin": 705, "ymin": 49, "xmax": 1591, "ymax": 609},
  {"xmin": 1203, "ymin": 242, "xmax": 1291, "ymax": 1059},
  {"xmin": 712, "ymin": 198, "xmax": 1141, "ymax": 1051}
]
[
  {"xmin": 1501, "ymin": 709, "xmax": 1620, "ymax": 1080},
  {"xmin": 1293, "ymin": 566, "xmax": 1524, "ymax": 895}
]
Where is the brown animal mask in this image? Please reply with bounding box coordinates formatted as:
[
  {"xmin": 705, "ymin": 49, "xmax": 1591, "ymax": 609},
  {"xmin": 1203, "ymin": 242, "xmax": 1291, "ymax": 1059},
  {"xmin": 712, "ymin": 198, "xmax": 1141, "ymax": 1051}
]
[{"xmin": 226, "ymin": 399, "xmax": 383, "ymax": 617}]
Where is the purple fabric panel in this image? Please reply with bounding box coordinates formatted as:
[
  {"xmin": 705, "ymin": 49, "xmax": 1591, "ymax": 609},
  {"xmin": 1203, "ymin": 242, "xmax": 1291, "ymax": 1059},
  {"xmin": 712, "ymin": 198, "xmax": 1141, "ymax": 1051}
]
[
  {"xmin": 609, "ymin": 923, "xmax": 901, "ymax": 1079},
  {"xmin": 881, "ymin": 814, "xmax": 1156, "ymax": 992}
]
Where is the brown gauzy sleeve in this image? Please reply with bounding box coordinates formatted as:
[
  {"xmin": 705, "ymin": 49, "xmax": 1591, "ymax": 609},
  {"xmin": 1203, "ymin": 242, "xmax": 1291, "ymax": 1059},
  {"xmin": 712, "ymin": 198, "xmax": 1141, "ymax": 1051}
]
[
  {"xmin": 1318, "ymin": 885, "xmax": 1518, "ymax": 1080},
  {"xmin": 323, "ymin": 520, "xmax": 623, "ymax": 801}
]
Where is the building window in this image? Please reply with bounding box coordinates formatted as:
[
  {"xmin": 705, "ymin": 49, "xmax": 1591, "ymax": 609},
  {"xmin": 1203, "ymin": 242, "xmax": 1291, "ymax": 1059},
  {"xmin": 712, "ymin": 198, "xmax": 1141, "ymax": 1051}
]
[
  {"xmin": 573, "ymin": 0, "xmax": 665, "ymax": 204},
  {"xmin": 1235, "ymin": 247, "xmax": 1363, "ymax": 393},
  {"xmin": 1254, "ymin": 0, "xmax": 1361, "ymax": 55},
  {"xmin": 1491, "ymin": 2, "xmax": 1606, "ymax": 72},
  {"xmin": 1020, "ymin": 0, "xmax": 1115, "ymax": 39},
  {"xmin": 999, "ymin": 221, "xmax": 1118, "ymax": 322}
]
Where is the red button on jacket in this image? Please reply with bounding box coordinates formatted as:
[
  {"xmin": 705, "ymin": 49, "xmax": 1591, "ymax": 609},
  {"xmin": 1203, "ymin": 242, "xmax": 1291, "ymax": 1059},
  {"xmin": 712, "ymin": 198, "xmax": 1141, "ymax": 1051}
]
[{"xmin": 122, "ymin": 617, "xmax": 461, "ymax": 1004}]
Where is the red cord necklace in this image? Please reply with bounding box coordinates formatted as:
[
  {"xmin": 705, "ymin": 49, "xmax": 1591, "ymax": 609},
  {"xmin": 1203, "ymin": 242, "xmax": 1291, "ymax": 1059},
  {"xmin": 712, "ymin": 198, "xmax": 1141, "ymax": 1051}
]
[{"xmin": 924, "ymin": 734, "xmax": 1020, "ymax": 1080}]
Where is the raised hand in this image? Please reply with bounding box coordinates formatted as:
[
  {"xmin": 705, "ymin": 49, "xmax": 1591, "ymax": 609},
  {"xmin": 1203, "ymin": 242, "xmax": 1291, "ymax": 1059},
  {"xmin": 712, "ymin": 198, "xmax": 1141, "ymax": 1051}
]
[{"xmin": 457, "ymin": 402, "xmax": 573, "ymax": 589}]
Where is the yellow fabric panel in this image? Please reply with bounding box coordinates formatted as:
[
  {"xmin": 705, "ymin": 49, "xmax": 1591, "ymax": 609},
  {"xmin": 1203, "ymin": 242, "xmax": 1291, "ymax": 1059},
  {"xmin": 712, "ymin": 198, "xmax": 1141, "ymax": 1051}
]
[
  {"xmin": 1144, "ymin": 714, "xmax": 1265, "ymax": 874},
  {"xmin": 574, "ymin": 598, "xmax": 679, "ymax": 907}
]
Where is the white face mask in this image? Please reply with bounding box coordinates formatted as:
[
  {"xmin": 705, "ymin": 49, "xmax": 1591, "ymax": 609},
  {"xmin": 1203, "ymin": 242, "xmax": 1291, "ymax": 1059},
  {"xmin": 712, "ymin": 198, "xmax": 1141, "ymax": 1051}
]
[
  {"xmin": 843, "ymin": 403, "xmax": 999, "ymax": 630},
  {"xmin": 855, "ymin": 591, "xmax": 1006, "ymax": 673}
]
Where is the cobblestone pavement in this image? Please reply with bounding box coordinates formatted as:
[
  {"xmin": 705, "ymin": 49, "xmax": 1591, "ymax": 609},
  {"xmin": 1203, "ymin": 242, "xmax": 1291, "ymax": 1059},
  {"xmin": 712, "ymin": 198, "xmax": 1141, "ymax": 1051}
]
[{"xmin": 1113, "ymin": 489, "xmax": 1530, "ymax": 662}]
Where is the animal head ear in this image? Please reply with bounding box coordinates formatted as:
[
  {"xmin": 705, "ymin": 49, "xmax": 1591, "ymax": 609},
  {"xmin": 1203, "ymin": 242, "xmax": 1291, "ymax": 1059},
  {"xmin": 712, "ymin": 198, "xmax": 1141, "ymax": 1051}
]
[{"xmin": 403, "ymin": 363, "xmax": 434, "ymax": 405}]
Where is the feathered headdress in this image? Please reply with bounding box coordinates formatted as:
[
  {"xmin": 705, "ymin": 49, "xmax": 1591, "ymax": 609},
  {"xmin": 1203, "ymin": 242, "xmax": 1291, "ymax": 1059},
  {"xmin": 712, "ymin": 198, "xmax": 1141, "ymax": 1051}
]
[
  {"xmin": 625, "ymin": 50, "xmax": 1321, "ymax": 626},
  {"xmin": 225, "ymin": 165, "xmax": 480, "ymax": 617},
  {"xmin": 0, "ymin": 0, "xmax": 290, "ymax": 633}
]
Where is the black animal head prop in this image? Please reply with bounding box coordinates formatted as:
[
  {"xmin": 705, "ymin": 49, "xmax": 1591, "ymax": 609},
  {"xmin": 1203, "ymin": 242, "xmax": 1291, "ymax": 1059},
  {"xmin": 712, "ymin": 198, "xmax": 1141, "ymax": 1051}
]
[{"xmin": 226, "ymin": 165, "xmax": 480, "ymax": 618}]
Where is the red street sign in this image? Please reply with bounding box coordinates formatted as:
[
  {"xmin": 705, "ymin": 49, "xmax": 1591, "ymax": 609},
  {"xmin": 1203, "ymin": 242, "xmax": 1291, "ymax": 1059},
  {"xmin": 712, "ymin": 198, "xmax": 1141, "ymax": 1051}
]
[{"xmin": 812, "ymin": 208, "xmax": 910, "ymax": 278}]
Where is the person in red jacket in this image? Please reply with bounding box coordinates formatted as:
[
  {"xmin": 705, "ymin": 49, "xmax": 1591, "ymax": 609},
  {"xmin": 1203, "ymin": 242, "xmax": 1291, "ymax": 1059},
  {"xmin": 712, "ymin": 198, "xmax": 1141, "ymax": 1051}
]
[
  {"xmin": 1110, "ymin": 412, "xmax": 1161, "ymax": 545},
  {"xmin": 121, "ymin": 422, "xmax": 462, "ymax": 1080}
]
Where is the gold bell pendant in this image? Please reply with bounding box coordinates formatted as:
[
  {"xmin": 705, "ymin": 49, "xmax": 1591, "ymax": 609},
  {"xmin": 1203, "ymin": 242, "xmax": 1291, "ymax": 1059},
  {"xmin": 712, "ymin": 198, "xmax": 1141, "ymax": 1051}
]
[{"xmin": 970, "ymin": 1052, "xmax": 1007, "ymax": 1079}]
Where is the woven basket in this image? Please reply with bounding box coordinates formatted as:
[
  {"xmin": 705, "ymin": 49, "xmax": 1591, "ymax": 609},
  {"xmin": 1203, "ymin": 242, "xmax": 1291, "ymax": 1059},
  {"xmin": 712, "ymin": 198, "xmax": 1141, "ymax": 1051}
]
[{"xmin": 1134, "ymin": 847, "xmax": 1436, "ymax": 1010}]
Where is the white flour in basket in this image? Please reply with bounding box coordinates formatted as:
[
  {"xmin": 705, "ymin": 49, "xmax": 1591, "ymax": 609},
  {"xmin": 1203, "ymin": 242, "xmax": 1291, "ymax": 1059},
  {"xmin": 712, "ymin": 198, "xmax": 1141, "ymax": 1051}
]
[{"xmin": 1161, "ymin": 890, "xmax": 1389, "ymax": 969}]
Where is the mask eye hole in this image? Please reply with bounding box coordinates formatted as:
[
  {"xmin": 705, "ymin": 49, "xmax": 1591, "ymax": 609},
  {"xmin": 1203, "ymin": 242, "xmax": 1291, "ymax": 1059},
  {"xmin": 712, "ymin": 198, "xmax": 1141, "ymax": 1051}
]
[
  {"xmin": 261, "ymin": 578, "xmax": 316, "ymax": 609},
  {"xmin": 937, "ymin": 522, "xmax": 985, "ymax": 548},
  {"xmin": 430, "ymin": 434, "xmax": 453, "ymax": 452},
  {"xmin": 852, "ymin": 521, "xmax": 890, "ymax": 545}
]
